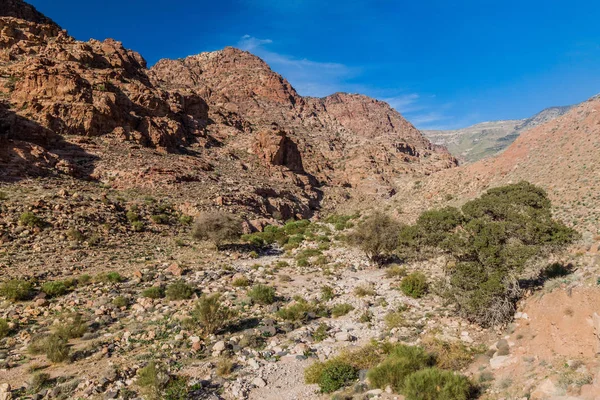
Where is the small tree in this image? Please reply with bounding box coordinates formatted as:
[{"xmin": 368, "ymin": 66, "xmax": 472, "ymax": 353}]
[
  {"xmin": 350, "ymin": 212, "xmax": 402, "ymax": 263},
  {"xmin": 192, "ymin": 212, "xmax": 242, "ymax": 247}
]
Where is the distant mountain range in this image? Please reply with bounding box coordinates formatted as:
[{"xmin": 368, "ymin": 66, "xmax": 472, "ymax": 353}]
[{"xmin": 423, "ymin": 105, "xmax": 574, "ymax": 163}]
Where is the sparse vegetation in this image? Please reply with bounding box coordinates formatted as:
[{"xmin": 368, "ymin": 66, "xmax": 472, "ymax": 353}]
[
  {"xmin": 44, "ymin": 334, "xmax": 71, "ymax": 363},
  {"xmin": 0, "ymin": 318, "xmax": 10, "ymax": 338},
  {"xmin": 232, "ymin": 276, "xmax": 250, "ymax": 287},
  {"xmin": 96, "ymin": 271, "xmax": 125, "ymax": 284},
  {"xmin": 367, "ymin": 344, "xmax": 434, "ymax": 393}
]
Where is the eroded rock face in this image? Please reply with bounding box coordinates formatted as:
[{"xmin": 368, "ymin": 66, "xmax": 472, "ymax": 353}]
[
  {"xmin": 252, "ymin": 127, "xmax": 303, "ymax": 172},
  {"xmin": 149, "ymin": 48, "xmax": 457, "ymax": 194},
  {"xmin": 0, "ymin": 17, "xmax": 207, "ymax": 150}
]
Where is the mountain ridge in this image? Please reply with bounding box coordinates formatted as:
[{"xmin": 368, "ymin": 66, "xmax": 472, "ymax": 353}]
[{"xmin": 423, "ymin": 103, "xmax": 574, "ymax": 163}]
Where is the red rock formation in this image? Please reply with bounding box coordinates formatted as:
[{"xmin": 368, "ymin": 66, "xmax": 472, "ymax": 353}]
[{"xmin": 0, "ymin": 1, "xmax": 457, "ymax": 219}]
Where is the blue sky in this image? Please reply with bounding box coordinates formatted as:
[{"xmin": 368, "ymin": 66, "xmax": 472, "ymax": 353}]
[{"xmin": 28, "ymin": 0, "xmax": 600, "ymax": 129}]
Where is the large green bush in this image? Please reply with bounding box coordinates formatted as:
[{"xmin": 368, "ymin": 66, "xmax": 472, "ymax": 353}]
[
  {"xmin": 403, "ymin": 368, "xmax": 472, "ymax": 400},
  {"xmin": 397, "ymin": 182, "xmax": 577, "ymax": 326}
]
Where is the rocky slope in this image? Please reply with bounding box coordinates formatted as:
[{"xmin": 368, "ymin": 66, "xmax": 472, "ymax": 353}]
[
  {"xmin": 394, "ymin": 95, "xmax": 600, "ymax": 237},
  {"xmin": 424, "ymin": 105, "xmax": 573, "ymax": 163}
]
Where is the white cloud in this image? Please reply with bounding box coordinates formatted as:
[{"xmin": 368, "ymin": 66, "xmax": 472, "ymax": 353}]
[
  {"xmin": 236, "ymin": 35, "xmax": 356, "ymax": 97},
  {"xmin": 383, "ymin": 94, "xmax": 422, "ymax": 114}
]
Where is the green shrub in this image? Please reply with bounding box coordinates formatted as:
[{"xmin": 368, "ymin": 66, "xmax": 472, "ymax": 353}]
[
  {"xmin": 131, "ymin": 221, "xmax": 145, "ymax": 231},
  {"xmin": 192, "ymin": 293, "xmax": 234, "ymax": 334},
  {"xmin": 45, "ymin": 334, "xmax": 70, "ymax": 363},
  {"xmin": 192, "ymin": 212, "xmax": 242, "ymax": 246},
  {"xmin": 232, "ymin": 276, "xmax": 250, "ymax": 287},
  {"xmin": 0, "ymin": 191, "xmax": 7, "ymax": 201},
  {"xmin": 151, "ymin": 214, "xmax": 169, "ymax": 224},
  {"xmin": 408, "ymin": 182, "xmax": 579, "ymax": 326},
  {"xmin": 96, "ymin": 271, "xmax": 125, "ymax": 284},
  {"xmin": 349, "ymin": 212, "xmax": 402, "ymax": 262},
  {"xmin": 0, "ymin": 318, "xmax": 10, "ymax": 338},
  {"xmin": 318, "ymin": 360, "xmax": 358, "ymax": 393},
  {"xmin": 126, "ymin": 210, "xmax": 140, "ymax": 223},
  {"xmin": 421, "ymin": 336, "xmax": 474, "ymax": 371},
  {"xmin": 113, "ymin": 296, "xmax": 129, "ymax": 308},
  {"xmin": 29, "ymin": 372, "xmax": 52, "ymax": 392},
  {"xmin": 179, "ymin": 215, "xmax": 194, "ymax": 225},
  {"xmin": 367, "ymin": 345, "xmax": 433, "ymax": 392},
  {"xmin": 305, "ymin": 360, "xmax": 357, "ymax": 393},
  {"xmin": 41, "ymin": 281, "xmax": 69, "ymax": 298},
  {"xmin": 163, "ymin": 376, "xmax": 190, "ymax": 400},
  {"xmin": 385, "ymin": 310, "xmax": 405, "ymax": 329},
  {"xmin": 166, "ymin": 281, "xmax": 194, "ymax": 300},
  {"xmin": 277, "ymin": 300, "xmax": 315, "ymax": 322},
  {"xmin": 325, "ymin": 214, "xmax": 358, "ymax": 231},
  {"xmin": 248, "ymin": 284, "xmax": 276, "ymax": 305},
  {"xmin": 0, "ymin": 279, "xmax": 33, "ymax": 301},
  {"xmin": 296, "ymin": 257, "xmax": 309, "ymax": 267},
  {"xmin": 19, "ymin": 212, "xmax": 43, "ymax": 228},
  {"xmin": 66, "ymin": 228, "xmax": 85, "ymax": 242},
  {"xmin": 137, "ymin": 361, "xmax": 169, "ymax": 400},
  {"xmin": 53, "ymin": 313, "xmax": 87, "ymax": 340},
  {"xmin": 143, "ymin": 286, "xmax": 165, "ymax": 299},
  {"xmin": 312, "ymin": 323, "xmax": 329, "ymax": 342},
  {"xmin": 354, "ymin": 285, "xmax": 376, "ymax": 297},
  {"xmin": 400, "ymin": 272, "xmax": 428, "ymax": 298},
  {"xmin": 77, "ymin": 274, "xmax": 92, "ymax": 286},
  {"xmin": 403, "ymin": 368, "xmax": 472, "ymax": 400},
  {"xmin": 321, "ymin": 285, "xmax": 335, "ymax": 301},
  {"xmin": 331, "ymin": 303, "xmax": 354, "ymax": 318}
]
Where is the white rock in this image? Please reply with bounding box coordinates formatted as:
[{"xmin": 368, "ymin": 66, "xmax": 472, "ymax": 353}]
[
  {"xmin": 490, "ymin": 355, "xmax": 516, "ymax": 370},
  {"xmin": 252, "ymin": 377, "xmax": 267, "ymax": 388},
  {"xmin": 213, "ymin": 341, "xmax": 226, "ymax": 352},
  {"xmin": 0, "ymin": 383, "xmax": 11, "ymax": 400},
  {"xmin": 334, "ymin": 332, "xmax": 351, "ymax": 342}
]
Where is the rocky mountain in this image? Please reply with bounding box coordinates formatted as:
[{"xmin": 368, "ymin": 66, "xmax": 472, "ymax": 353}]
[
  {"xmin": 424, "ymin": 104, "xmax": 573, "ymax": 163},
  {"xmin": 0, "ymin": 3, "xmax": 455, "ymax": 222}
]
